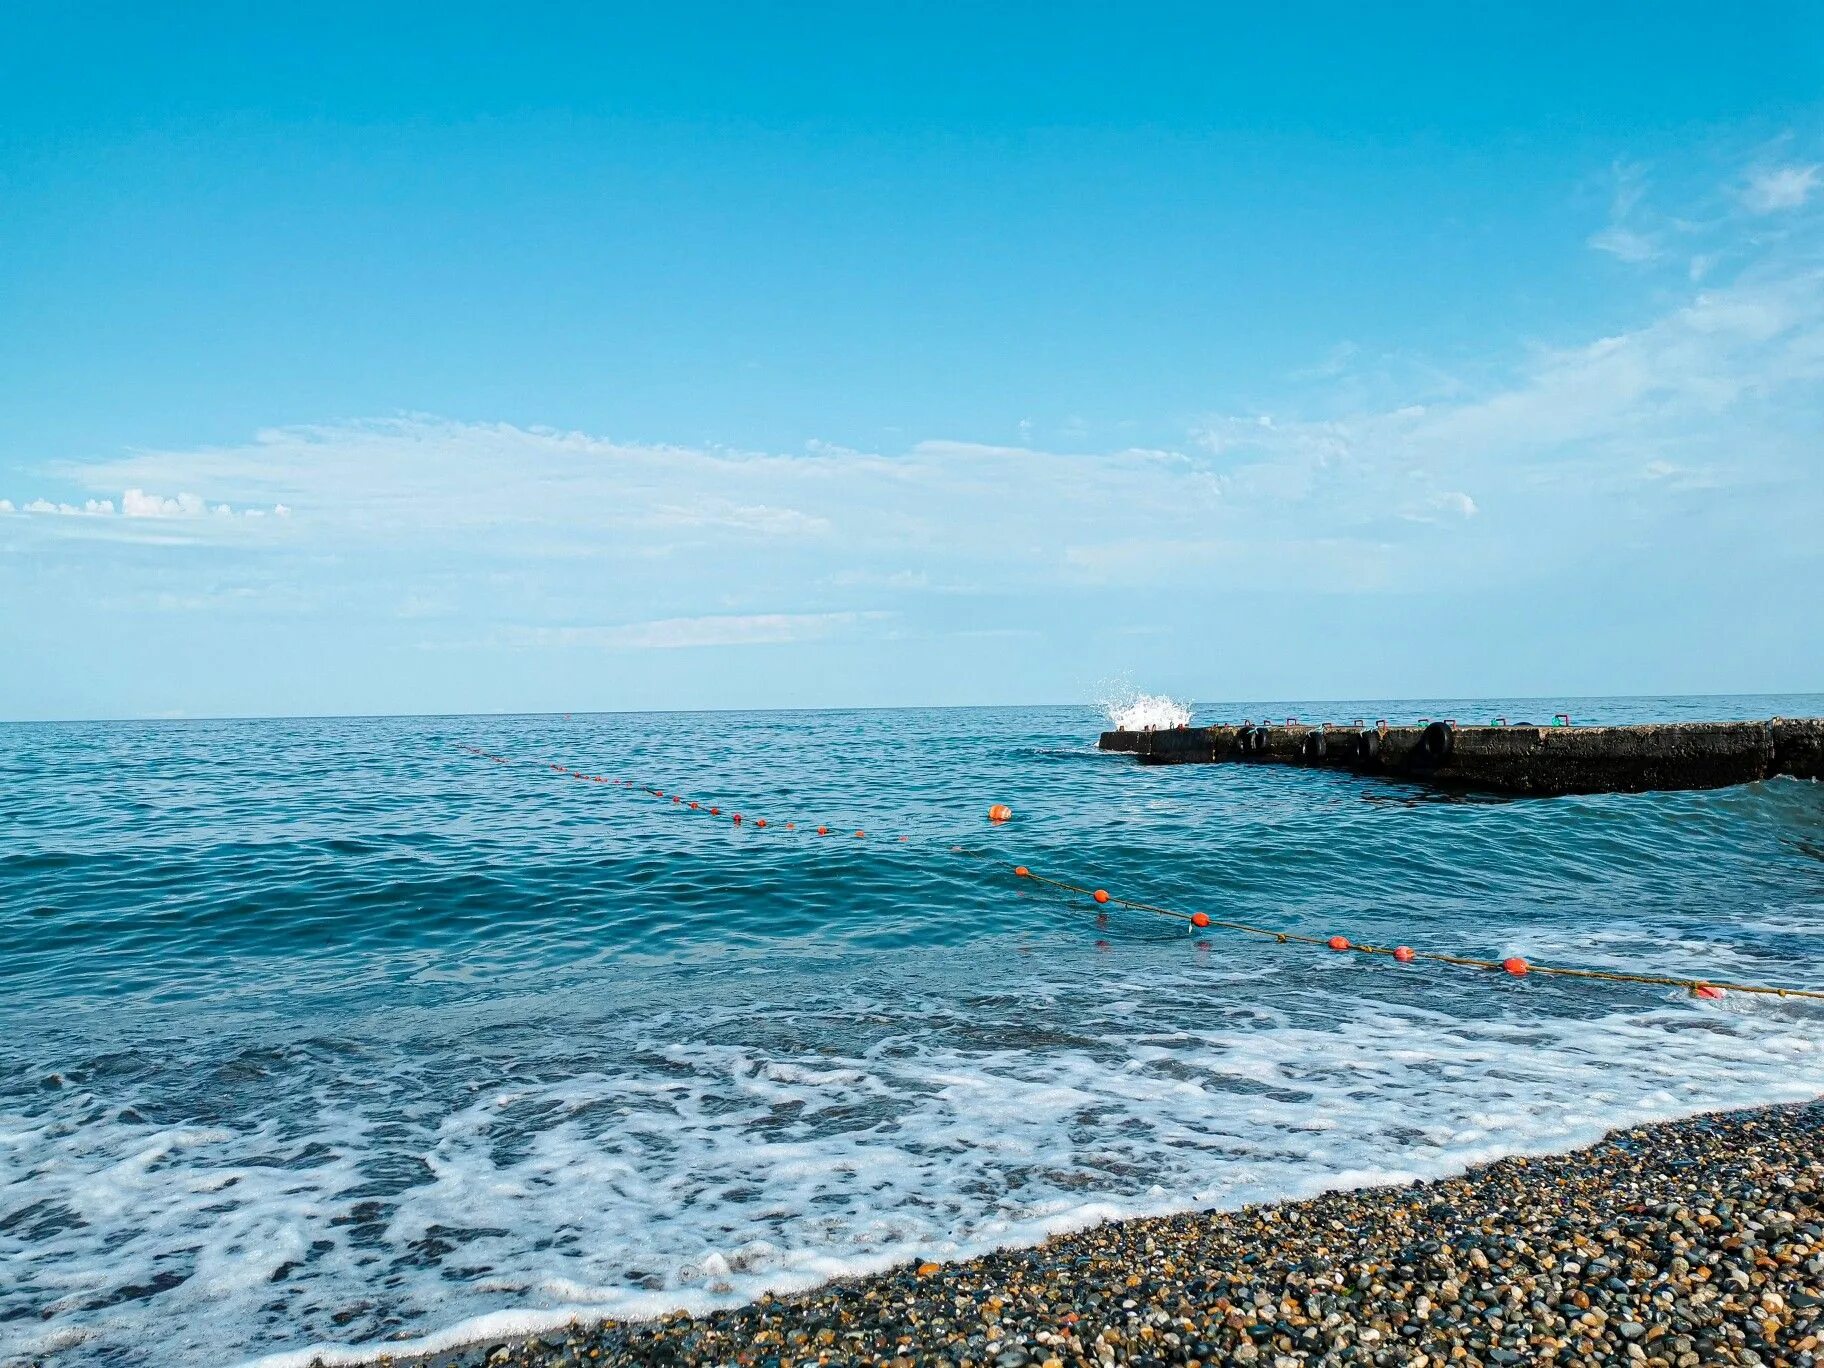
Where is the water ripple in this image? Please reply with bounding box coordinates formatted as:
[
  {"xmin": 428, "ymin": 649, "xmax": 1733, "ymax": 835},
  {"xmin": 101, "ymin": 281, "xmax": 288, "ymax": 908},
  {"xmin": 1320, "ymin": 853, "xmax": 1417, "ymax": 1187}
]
[{"xmin": 1, "ymin": 698, "xmax": 1821, "ymax": 1365}]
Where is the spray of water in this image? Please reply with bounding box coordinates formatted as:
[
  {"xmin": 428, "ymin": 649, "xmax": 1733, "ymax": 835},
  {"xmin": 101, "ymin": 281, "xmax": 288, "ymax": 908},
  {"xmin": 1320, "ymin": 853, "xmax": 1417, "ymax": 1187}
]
[{"xmin": 1098, "ymin": 683, "xmax": 1193, "ymax": 731}]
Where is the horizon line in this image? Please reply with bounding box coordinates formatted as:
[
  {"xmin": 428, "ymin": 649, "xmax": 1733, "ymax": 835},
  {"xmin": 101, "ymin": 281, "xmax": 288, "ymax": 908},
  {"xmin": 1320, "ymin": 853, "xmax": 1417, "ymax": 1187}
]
[{"xmin": 4, "ymin": 688, "xmax": 1822, "ymax": 727}]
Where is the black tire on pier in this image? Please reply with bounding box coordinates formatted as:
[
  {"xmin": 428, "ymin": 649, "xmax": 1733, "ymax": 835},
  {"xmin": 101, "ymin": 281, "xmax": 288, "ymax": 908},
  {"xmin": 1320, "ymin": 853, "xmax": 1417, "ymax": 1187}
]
[{"xmin": 1418, "ymin": 720, "xmax": 1454, "ymax": 766}]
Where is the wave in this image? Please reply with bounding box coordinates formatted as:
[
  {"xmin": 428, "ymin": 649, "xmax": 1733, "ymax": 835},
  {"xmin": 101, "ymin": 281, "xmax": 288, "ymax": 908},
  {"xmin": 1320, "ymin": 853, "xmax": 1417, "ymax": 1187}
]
[{"xmin": 1101, "ymin": 689, "xmax": 1192, "ymax": 731}]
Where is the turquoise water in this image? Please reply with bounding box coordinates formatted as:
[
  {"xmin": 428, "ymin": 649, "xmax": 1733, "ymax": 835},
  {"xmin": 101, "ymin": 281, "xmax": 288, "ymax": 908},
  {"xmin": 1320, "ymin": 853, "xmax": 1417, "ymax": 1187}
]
[{"xmin": 4, "ymin": 697, "xmax": 1823, "ymax": 1365}]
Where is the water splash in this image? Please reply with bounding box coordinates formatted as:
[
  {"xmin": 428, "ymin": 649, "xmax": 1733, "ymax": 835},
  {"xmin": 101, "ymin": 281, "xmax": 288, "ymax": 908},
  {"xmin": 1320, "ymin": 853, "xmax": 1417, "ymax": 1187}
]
[{"xmin": 1102, "ymin": 689, "xmax": 1193, "ymax": 731}]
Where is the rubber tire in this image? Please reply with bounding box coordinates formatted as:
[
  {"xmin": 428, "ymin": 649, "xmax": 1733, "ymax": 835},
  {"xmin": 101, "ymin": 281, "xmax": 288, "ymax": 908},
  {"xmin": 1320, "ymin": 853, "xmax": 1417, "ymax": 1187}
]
[{"xmin": 1418, "ymin": 720, "xmax": 1454, "ymax": 766}]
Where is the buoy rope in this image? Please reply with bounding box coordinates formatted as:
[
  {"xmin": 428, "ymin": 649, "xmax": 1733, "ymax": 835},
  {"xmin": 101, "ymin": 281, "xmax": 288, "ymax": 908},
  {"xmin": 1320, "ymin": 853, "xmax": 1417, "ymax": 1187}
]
[
  {"xmin": 456, "ymin": 746, "xmax": 1824, "ymax": 1004},
  {"xmin": 1006, "ymin": 867, "xmax": 1824, "ymax": 1002}
]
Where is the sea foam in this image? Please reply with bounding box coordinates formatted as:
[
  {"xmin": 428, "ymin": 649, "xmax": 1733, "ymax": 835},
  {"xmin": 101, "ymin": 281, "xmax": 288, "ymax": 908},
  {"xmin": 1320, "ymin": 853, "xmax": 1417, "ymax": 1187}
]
[{"xmin": 3, "ymin": 702, "xmax": 1822, "ymax": 1366}]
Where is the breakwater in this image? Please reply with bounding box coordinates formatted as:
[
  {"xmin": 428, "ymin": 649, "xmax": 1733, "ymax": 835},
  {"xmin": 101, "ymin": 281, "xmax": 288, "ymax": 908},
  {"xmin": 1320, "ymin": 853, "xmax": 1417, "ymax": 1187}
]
[{"xmin": 1099, "ymin": 717, "xmax": 1824, "ymax": 795}]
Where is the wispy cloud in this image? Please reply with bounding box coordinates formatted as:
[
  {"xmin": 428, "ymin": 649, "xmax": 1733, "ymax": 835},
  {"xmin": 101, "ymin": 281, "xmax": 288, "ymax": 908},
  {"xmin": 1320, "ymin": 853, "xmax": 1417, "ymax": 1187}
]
[
  {"xmin": 1588, "ymin": 224, "xmax": 1662, "ymax": 263},
  {"xmin": 1741, "ymin": 163, "xmax": 1820, "ymax": 213},
  {"xmin": 4, "ymin": 143, "xmax": 1819, "ymax": 681},
  {"xmin": 1588, "ymin": 162, "xmax": 1665, "ymax": 263},
  {"xmin": 505, "ymin": 611, "xmax": 891, "ymax": 650}
]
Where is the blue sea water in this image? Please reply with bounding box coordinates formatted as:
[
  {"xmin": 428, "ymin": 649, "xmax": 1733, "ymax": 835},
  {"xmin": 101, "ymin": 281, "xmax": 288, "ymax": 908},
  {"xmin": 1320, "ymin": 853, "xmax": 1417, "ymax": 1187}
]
[{"xmin": 3, "ymin": 697, "xmax": 1823, "ymax": 1366}]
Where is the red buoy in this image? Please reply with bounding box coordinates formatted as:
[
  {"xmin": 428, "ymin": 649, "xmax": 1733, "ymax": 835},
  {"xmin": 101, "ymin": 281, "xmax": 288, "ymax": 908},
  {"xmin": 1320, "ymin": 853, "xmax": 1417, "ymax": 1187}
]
[
  {"xmin": 1503, "ymin": 957, "xmax": 1529, "ymax": 976},
  {"xmin": 1393, "ymin": 946, "xmax": 1415, "ymax": 963},
  {"xmin": 1190, "ymin": 912, "xmax": 1211, "ymax": 928},
  {"xmin": 1328, "ymin": 935, "xmax": 1350, "ymax": 951},
  {"xmin": 731, "ymin": 813, "xmax": 742, "ymax": 824},
  {"xmin": 689, "ymin": 802, "xmax": 699, "ymax": 809},
  {"xmin": 709, "ymin": 807, "xmax": 720, "ymax": 815},
  {"xmin": 1693, "ymin": 983, "xmax": 1726, "ymax": 1000},
  {"xmin": 1092, "ymin": 889, "xmax": 1110, "ymax": 904},
  {"xmin": 817, "ymin": 826, "xmax": 828, "ymax": 835}
]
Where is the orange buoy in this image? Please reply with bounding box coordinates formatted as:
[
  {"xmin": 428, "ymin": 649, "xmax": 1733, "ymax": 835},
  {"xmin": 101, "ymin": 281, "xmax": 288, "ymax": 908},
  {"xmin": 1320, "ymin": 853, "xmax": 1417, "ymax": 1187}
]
[
  {"xmin": 1190, "ymin": 912, "xmax": 1211, "ymax": 928},
  {"xmin": 709, "ymin": 807, "xmax": 720, "ymax": 815},
  {"xmin": 817, "ymin": 826, "xmax": 829, "ymax": 835},
  {"xmin": 689, "ymin": 802, "xmax": 699, "ymax": 809},
  {"xmin": 1092, "ymin": 889, "xmax": 1110, "ymax": 904},
  {"xmin": 854, "ymin": 830, "xmax": 866, "ymax": 838},
  {"xmin": 1327, "ymin": 935, "xmax": 1350, "ymax": 951},
  {"xmin": 1693, "ymin": 983, "xmax": 1726, "ymax": 1000},
  {"xmin": 786, "ymin": 823, "xmax": 796, "ymax": 830},
  {"xmin": 1503, "ymin": 957, "xmax": 1529, "ymax": 976},
  {"xmin": 1014, "ymin": 866, "xmax": 1030, "ymax": 877},
  {"xmin": 1393, "ymin": 946, "xmax": 1415, "ymax": 963},
  {"xmin": 755, "ymin": 819, "xmax": 767, "ymax": 828},
  {"xmin": 988, "ymin": 804, "xmax": 1012, "ymax": 823}
]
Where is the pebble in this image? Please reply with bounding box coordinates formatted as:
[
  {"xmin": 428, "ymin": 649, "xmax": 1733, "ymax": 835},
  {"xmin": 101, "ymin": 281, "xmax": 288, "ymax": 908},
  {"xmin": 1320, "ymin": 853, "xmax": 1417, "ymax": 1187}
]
[{"xmin": 364, "ymin": 1099, "xmax": 1824, "ymax": 1368}]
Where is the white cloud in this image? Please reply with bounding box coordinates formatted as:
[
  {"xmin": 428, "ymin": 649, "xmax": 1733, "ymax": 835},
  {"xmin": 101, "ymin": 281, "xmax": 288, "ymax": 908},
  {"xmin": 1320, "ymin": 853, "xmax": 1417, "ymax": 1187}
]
[
  {"xmin": 509, "ymin": 611, "xmax": 888, "ymax": 650},
  {"xmin": 123, "ymin": 489, "xmax": 208, "ymax": 518},
  {"xmin": 1588, "ymin": 163, "xmax": 1664, "ymax": 263},
  {"xmin": 648, "ymin": 500, "xmax": 830, "ymax": 536},
  {"xmin": 8, "ymin": 148, "xmax": 1821, "ymax": 627},
  {"xmin": 1741, "ymin": 164, "xmax": 1820, "ymax": 213},
  {"xmin": 23, "ymin": 497, "xmax": 113, "ymax": 516},
  {"xmin": 1588, "ymin": 225, "xmax": 1661, "ymax": 263},
  {"xmin": 15, "ymin": 247, "xmax": 1815, "ymax": 608},
  {"xmin": 1432, "ymin": 491, "xmax": 1478, "ymax": 518},
  {"xmin": 3, "ymin": 487, "xmax": 294, "ymax": 526}
]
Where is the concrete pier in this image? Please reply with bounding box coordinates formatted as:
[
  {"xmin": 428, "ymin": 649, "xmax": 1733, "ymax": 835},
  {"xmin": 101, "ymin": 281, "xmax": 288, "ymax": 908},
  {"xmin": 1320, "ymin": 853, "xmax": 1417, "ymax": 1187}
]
[{"xmin": 1097, "ymin": 718, "xmax": 1824, "ymax": 796}]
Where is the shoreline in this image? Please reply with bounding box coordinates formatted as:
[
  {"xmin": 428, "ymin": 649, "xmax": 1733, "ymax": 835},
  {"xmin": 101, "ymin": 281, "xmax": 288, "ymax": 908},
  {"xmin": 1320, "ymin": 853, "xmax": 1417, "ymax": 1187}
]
[{"xmin": 338, "ymin": 1097, "xmax": 1824, "ymax": 1368}]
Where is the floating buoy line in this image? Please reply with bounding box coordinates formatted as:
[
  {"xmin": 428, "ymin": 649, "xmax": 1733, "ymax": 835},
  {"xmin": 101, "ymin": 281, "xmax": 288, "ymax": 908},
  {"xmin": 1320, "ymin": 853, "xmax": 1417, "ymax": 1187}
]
[{"xmin": 457, "ymin": 745, "xmax": 1824, "ymax": 1005}]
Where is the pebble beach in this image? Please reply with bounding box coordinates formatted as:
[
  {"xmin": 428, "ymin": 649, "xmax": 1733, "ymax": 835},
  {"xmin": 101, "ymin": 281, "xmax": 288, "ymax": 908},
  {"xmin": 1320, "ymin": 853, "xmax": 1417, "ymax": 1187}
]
[
  {"xmin": 366, "ymin": 1099, "xmax": 1824, "ymax": 1368},
  {"xmin": 13, "ymin": 707, "xmax": 1823, "ymax": 1365}
]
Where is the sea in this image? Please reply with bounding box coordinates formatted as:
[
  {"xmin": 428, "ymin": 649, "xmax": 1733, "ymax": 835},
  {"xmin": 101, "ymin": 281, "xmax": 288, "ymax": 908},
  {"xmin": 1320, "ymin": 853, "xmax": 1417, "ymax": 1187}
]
[{"xmin": 4, "ymin": 696, "xmax": 1823, "ymax": 1366}]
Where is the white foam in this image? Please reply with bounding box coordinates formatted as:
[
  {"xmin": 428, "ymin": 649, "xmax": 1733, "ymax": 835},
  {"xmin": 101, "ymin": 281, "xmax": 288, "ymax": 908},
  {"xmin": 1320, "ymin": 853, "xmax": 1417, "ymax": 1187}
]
[{"xmin": 4, "ymin": 939, "xmax": 1821, "ymax": 1368}]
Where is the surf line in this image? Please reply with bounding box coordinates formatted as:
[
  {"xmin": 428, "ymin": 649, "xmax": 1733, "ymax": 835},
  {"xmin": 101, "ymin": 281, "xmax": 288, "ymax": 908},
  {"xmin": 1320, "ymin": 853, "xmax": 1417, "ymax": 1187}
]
[{"xmin": 456, "ymin": 746, "xmax": 1824, "ymax": 1005}]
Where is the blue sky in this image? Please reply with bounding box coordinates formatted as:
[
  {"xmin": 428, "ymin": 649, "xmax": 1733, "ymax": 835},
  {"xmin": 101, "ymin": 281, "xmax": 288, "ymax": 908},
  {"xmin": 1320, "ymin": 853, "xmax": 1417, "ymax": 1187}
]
[{"xmin": 2, "ymin": 4, "xmax": 1821, "ymax": 719}]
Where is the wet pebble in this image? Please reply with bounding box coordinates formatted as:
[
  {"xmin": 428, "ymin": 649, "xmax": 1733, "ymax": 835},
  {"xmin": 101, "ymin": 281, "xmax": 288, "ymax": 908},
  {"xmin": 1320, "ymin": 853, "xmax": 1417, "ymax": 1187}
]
[{"xmin": 367, "ymin": 1099, "xmax": 1824, "ymax": 1368}]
